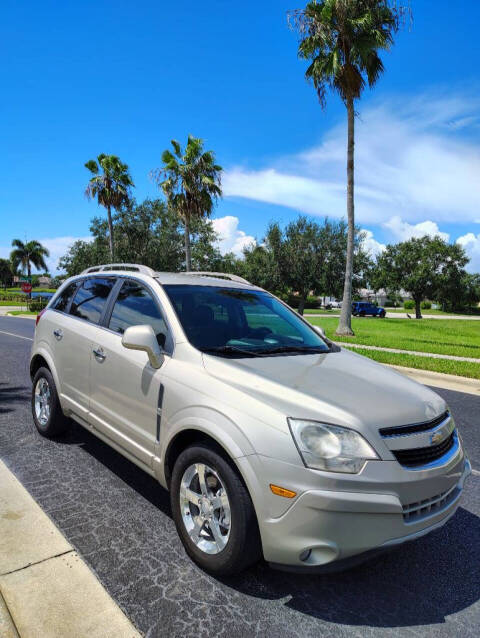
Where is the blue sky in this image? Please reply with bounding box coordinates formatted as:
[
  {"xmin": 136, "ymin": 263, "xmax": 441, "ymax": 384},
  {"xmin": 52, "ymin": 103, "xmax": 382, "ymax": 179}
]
[{"xmin": 1, "ymin": 0, "xmax": 480, "ymax": 273}]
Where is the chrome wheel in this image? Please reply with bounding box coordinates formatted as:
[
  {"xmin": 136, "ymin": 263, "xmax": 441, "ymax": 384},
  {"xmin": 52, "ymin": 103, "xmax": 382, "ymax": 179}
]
[
  {"xmin": 179, "ymin": 462, "xmax": 231, "ymax": 555},
  {"xmin": 34, "ymin": 377, "xmax": 51, "ymax": 426}
]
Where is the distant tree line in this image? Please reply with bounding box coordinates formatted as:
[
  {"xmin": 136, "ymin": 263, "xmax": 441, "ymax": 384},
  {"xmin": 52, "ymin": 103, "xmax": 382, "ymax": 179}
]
[{"xmin": 370, "ymin": 236, "xmax": 480, "ymax": 318}]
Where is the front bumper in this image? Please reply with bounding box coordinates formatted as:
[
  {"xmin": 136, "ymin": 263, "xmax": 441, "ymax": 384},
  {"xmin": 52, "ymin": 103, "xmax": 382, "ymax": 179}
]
[{"xmin": 239, "ymin": 452, "xmax": 471, "ymax": 571}]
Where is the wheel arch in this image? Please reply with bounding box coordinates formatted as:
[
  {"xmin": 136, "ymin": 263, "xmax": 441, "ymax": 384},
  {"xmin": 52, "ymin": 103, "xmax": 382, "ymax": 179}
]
[
  {"xmin": 30, "ymin": 348, "xmax": 61, "ymax": 395},
  {"xmin": 163, "ymin": 427, "xmax": 248, "ymax": 489}
]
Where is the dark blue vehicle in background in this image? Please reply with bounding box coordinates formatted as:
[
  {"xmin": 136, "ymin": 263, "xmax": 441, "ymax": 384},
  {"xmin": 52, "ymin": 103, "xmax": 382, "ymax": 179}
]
[{"xmin": 352, "ymin": 301, "xmax": 386, "ymax": 317}]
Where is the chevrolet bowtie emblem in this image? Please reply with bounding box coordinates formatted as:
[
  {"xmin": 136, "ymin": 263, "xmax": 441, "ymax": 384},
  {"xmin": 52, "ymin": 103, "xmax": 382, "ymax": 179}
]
[{"xmin": 430, "ymin": 430, "xmax": 444, "ymax": 445}]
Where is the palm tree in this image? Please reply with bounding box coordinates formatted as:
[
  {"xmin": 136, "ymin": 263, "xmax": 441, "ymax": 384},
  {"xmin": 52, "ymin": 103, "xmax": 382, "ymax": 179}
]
[
  {"xmin": 290, "ymin": 0, "xmax": 405, "ymax": 335},
  {"xmin": 85, "ymin": 154, "xmax": 134, "ymax": 261},
  {"xmin": 152, "ymin": 135, "xmax": 222, "ymax": 271},
  {"xmin": 10, "ymin": 240, "xmax": 49, "ymax": 298}
]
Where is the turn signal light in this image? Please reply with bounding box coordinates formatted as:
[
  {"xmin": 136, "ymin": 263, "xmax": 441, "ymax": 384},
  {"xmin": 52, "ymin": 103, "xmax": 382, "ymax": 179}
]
[{"xmin": 269, "ymin": 484, "xmax": 297, "ymax": 499}]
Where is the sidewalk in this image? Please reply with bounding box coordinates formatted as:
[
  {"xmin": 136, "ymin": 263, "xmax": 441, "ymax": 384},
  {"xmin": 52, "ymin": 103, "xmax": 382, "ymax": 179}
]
[
  {"xmin": 0, "ymin": 460, "xmax": 140, "ymax": 638},
  {"xmin": 0, "ymin": 306, "xmax": 26, "ymax": 316}
]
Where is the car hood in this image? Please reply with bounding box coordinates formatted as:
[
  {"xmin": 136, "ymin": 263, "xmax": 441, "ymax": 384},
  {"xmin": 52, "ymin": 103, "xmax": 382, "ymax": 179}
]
[{"xmin": 202, "ymin": 347, "xmax": 446, "ymax": 432}]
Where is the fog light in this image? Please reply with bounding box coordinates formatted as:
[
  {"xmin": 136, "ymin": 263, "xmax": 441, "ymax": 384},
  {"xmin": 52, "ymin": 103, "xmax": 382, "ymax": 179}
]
[{"xmin": 299, "ymin": 549, "xmax": 311, "ymax": 562}]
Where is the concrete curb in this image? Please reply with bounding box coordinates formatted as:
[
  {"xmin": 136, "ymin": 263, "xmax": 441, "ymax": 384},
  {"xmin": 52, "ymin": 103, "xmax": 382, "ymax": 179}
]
[
  {"xmin": 0, "ymin": 460, "xmax": 141, "ymax": 637},
  {"xmin": 387, "ymin": 365, "xmax": 480, "ymax": 396}
]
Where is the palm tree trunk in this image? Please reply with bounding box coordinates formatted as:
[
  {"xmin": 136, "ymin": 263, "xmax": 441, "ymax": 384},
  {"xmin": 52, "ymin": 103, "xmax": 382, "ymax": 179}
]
[
  {"xmin": 28, "ymin": 262, "xmax": 31, "ymax": 300},
  {"xmin": 297, "ymin": 293, "xmax": 306, "ymax": 316},
  {"xmin": 107, "ymin": 205, "xmax": 115, "ymax": 261},
  {"xmin": 415, "ymin": 298, "xmax": 422, "ymax": 319},
  {"xmin": 336, "ymin": 96, "xmax": 355, "ymax": 337},
  {"xmin": 184, "ymin": 213, "xmax": 192, "ymax": 272}
]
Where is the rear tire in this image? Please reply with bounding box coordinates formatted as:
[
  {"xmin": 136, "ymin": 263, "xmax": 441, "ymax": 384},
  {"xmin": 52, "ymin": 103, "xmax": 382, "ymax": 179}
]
[
  {"xmin": 31, "ymin": 367, "xmax": 69, "ymax": 437},
  {"xmin": 170, "ymin": 442, "xmax": 261, "ymax": 575}
]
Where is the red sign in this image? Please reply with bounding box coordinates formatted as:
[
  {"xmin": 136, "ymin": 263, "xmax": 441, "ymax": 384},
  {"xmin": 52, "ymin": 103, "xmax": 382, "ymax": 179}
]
[{"xmin": 21, "ymin": 283, "xmax": 32, "ymax": 293}]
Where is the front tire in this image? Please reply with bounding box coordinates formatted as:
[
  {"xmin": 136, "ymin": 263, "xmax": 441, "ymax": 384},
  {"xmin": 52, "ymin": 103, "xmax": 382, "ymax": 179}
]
[
  {"xmin": 170, "ymin": 443, "xmax": 261, "ymax": 575},
  {"xmin": 31, "ymin": 367, "xmax": 69, "ymax": 437}
]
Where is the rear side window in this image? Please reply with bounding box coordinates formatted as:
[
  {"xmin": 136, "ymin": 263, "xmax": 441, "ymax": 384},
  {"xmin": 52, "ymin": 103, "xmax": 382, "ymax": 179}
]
[
  {"xmin": 51, "ymin": 282, "xmax": 78, "ymax": 313},
  {"xmin": 108, "ymin": 280, "xmax": 171, "ymax": 351},
  {"xmin": 70, "ymin": 277, "xmax": 115, "ymax": 324}
]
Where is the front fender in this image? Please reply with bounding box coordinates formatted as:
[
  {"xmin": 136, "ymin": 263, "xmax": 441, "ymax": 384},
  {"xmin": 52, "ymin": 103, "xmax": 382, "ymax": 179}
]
[{"xmin": 156, "ymin": 405, "xmax": 256, "ymax": 487}]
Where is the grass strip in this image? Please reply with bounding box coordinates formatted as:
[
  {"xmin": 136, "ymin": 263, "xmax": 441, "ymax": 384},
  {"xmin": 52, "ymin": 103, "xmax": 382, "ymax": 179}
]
[{"xmin": 385, "ymin": 307, "xmax": 480, "ymax": 316}]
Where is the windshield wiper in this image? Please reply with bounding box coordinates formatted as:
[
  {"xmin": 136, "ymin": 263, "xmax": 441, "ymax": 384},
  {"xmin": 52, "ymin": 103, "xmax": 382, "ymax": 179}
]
[
  {"xmin": 202, "ymin": 345, "xmax": 266, "ymax": 358},
  {"xmin": 253, "ymin": 345, "xmax": 328, "ymax": 355}
]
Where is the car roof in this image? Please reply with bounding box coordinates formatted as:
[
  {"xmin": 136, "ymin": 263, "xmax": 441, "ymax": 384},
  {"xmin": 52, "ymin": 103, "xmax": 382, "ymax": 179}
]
[
  {"xmin": 77, "ymin": 264, "xmax": 260, "ymax": 290},
  {"xmin": 154, "ymin": 272, "xmax": 258, "ymax": 289}
]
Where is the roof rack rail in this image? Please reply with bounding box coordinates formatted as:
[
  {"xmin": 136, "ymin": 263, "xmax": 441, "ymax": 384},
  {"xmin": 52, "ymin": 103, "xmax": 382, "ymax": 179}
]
[
  {"xmin": 80, "ymin": 264, "xmax": 156, "ymax": 276},
  {"xmin": 181, "ymin": 271, "xmax": 252, "ymax": 285}
]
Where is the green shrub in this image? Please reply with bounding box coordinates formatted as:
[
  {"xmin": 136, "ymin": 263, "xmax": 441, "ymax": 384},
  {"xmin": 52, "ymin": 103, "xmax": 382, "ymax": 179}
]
[
  {"xmin": 288, "ymin": 294, "xmax": 321, "ymax": 309},
  {"xmin": 421, "ymin": 301, "xmax": 432, "ymax": 309},
  {"xmin": 29, "ymin": 298, "xmax": 49, "ymax": 312},
  {"xmin": 403, "ymin": 300, "xmax": 415, "ymax": 310}
]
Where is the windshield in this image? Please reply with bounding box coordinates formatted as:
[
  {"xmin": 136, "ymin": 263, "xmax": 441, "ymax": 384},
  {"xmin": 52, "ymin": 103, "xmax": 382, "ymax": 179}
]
[{"xmin": 163, "ymin": 285, "xmax": 329, "ymax": 357}]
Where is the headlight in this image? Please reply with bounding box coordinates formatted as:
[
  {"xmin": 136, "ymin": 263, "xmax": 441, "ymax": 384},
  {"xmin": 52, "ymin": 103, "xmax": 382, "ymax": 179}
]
[{"xmin": 288, "ymin": 419, "xmax": 378, "ymax": 473}]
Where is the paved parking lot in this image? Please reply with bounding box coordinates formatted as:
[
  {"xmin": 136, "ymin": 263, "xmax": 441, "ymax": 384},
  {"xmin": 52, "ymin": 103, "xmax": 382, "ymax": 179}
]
[{"xmin": 1, "ymin": 315, "xmax": 479, "ymax": 637}]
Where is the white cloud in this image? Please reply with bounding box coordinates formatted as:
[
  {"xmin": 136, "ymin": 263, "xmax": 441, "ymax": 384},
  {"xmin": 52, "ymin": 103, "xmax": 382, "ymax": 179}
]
[
  {"xmin": 383, "ymin": 216, "xmax": 450, "ymax": 242},
  {"xmin": 41, "ymin": 236, "xmax": 92, "ymax": 274},
  {"xmin": 223, "ymin": 93, "xmax": 480, "ymax": 225},
  {"xmin": 211, "ymin": 216, "xmax": 255, "ymax": 256},
  {"xmin": 456, "ymin": 232, "xmax": 480, "ymax": 273},
  {"xmin": 0, "ymin": 236, "xmax": 92, "ymax": 274},
  {"xmin": 361, "ymin": 229, "xmax": 385, "ymax": 258}
]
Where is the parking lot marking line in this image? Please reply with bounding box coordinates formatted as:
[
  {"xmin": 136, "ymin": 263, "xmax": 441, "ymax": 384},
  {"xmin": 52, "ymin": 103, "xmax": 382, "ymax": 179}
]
[
  {"xmin": 0, "ymin": 330, "xmax": 33, "ymax": 342},
  {"xmin": 471, "ymin": 469, "xmax": 480, "ymax": 476}
]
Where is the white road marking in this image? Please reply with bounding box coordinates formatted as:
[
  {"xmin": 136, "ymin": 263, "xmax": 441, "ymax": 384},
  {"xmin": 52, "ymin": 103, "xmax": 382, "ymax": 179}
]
[
  {"xmin": 0, "ymin": 329, "xmax": 33, "ymax": 342},
  {"xmin": 471, "ymin": 468, "xmax": 480, "ymax": 477}
]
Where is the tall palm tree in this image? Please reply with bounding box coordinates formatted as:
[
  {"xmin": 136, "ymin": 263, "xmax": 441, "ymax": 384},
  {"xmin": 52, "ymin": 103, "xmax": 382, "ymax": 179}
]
[
  {"xmin": 10, "ymin": 240, "xmax": 49, "ymax": 297},
  {"xmin": 152, "ymin": 135, "xmax": 222, "ymax": 271},
  {"xmin": 85, "ymin": 154, "xmax": 134, "ymax": 261},
  {"xmin": 290, "ymin": 0, "xmax": 405, "ymax": 335}
]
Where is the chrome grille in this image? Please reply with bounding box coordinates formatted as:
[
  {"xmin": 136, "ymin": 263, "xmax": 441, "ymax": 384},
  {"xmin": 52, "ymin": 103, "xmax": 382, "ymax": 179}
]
[{"xmin": 393, "ymin": 431, "xmax": 456, "ymax": 468}]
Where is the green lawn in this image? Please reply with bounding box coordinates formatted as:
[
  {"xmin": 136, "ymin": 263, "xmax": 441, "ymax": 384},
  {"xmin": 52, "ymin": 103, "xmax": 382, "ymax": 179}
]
[
  {"xmin": 0, "ymin": 300, "xmax": 28, "ymax": 306},
  {"xmin": 344, "ymin": 346, "xmax": 480, "ymax": 379},
  {"xmin": 308, "ymin": 316, "xmax": 480, "ymax": 359},
  {"xmin": 5, "ymin": 287, "xmax": 56, "ymax": 293}
]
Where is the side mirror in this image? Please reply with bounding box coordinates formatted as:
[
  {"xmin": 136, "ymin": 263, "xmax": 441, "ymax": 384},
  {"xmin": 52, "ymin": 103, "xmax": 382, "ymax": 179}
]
[
  {"xmin": 314, "ymin": 325, "xmax": 326, "ymax": 338},
  {"xmin": 121, "ymin": 325, "xmax": 164, "ymax": 369}
]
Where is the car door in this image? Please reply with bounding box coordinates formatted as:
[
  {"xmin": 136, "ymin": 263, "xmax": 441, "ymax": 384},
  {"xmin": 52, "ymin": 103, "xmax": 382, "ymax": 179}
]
[
  {"xmin": 88, "ymin": 278, "xmax": 172, "ymax": 469},
  {"xmin": 49, "ymin": 277, "xmax": 116, "ymax": 423}
]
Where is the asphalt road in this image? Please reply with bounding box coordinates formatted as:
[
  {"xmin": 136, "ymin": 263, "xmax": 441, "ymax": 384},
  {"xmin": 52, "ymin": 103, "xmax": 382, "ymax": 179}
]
[{"xmin": 1, "ymin": 315, "xmax": 479, "ymax": 638}]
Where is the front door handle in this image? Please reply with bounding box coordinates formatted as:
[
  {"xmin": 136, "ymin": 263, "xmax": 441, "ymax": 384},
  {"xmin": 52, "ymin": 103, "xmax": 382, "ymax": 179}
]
[
  {"xmin": 53, "ymin": 328, "xmax": 63, "ymax": 340},
  {"xmin": 93, "ymin": 347, "xmax": 106, "ymax": 362}
]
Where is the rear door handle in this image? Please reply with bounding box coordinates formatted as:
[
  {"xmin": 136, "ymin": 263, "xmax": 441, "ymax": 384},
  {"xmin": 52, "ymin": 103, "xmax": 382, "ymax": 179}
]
[
  {"xmin": 93, "ymin": 347, "xmax": 106, "ymax": 361},
  {"xmin": 53, "ymin": 328, "xmax": 63, "ymax": 340}
]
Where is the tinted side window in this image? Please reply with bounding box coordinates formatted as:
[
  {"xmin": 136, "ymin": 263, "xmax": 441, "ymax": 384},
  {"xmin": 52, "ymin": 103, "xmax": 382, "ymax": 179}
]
[
  {"xmin": 70, "ymin": 277, "xmax": 115, "ymax": 324},
  {"xmin": 51, "ymin": 282, "xmax": 78, "ymax": 313},
  {"xmin": 109, "ymin": 281, "xmax": 170, "ymax": 350}
]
